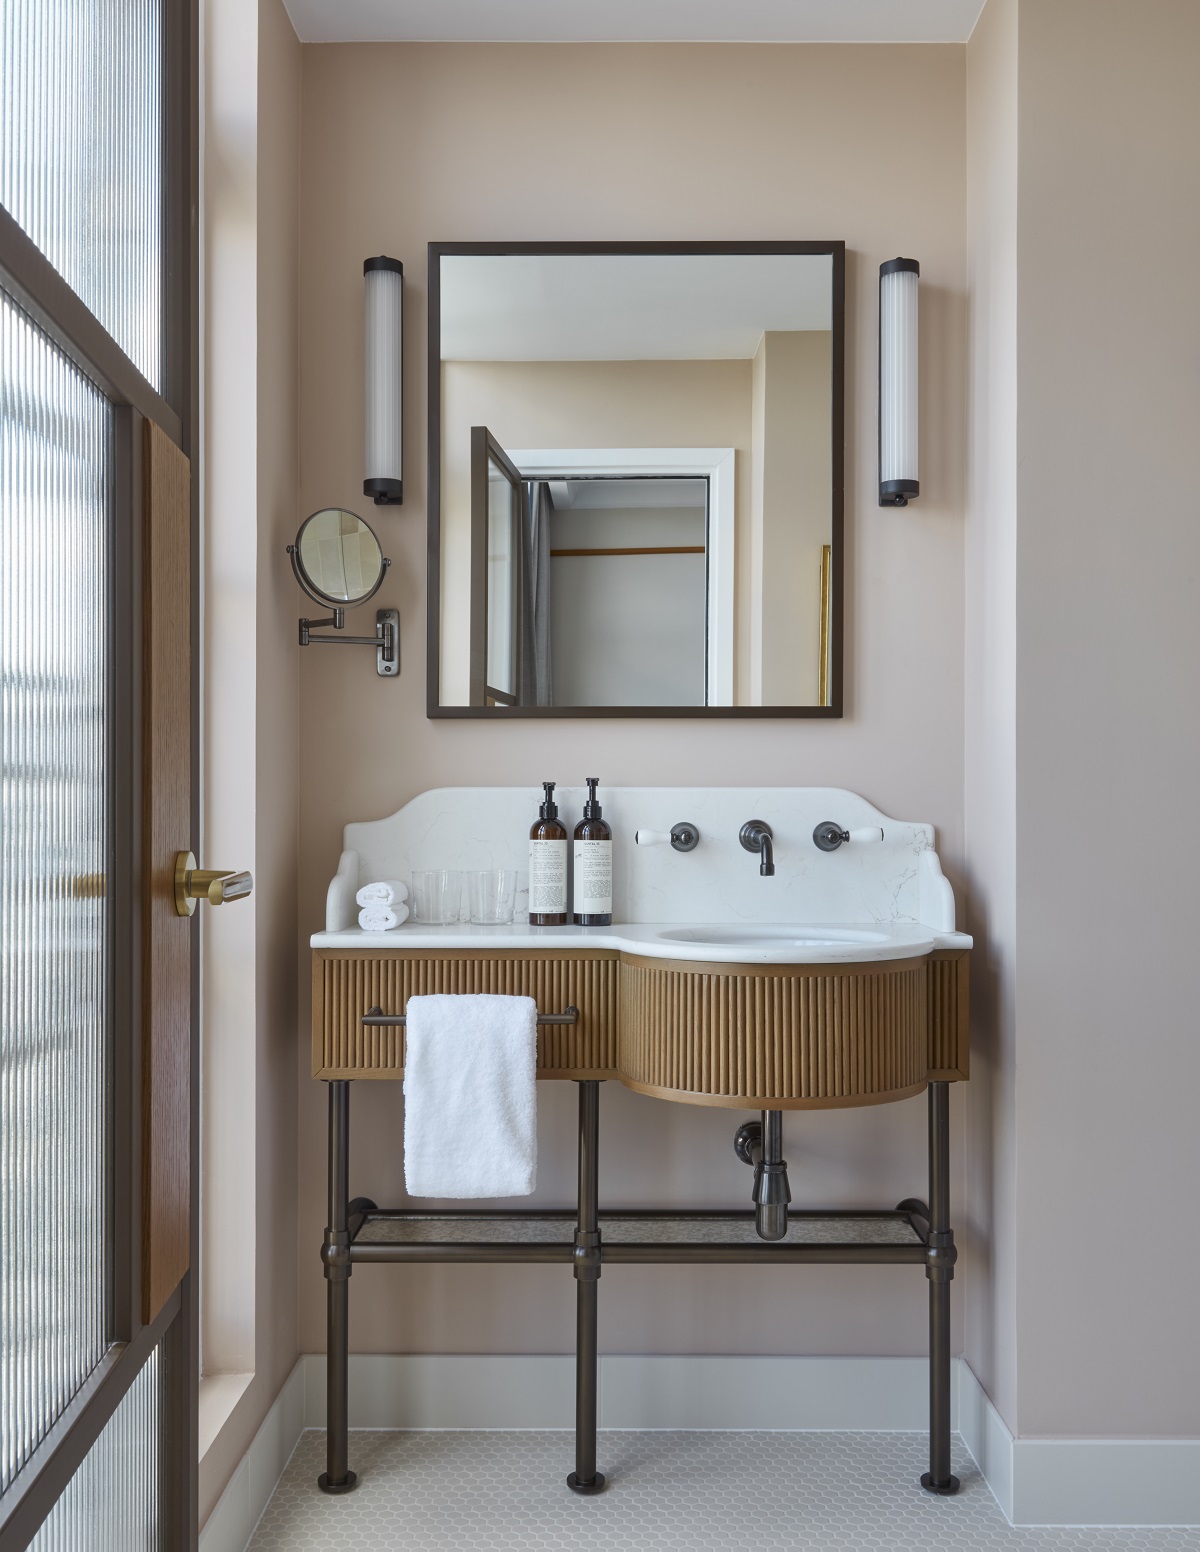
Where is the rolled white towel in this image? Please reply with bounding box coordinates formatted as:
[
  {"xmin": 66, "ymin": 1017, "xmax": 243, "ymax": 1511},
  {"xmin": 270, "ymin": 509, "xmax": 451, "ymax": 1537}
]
[
  {"xmin": 356, "ymin": 879, "xmax": 409, "ymax": 907},
  {"xmin": 358, "ymin": 903, "xmax": 409, "ymax": 932}
]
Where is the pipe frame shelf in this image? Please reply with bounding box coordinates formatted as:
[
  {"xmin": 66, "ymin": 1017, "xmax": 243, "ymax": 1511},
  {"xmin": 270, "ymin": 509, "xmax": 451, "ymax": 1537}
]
[
  {"xmin": 341, "ymin": 1207, "xmax": 933, "ymax": 1266},
  {"xmin": 318, "ymin": 1078, "xmax": 959, "ymax": 1501}
]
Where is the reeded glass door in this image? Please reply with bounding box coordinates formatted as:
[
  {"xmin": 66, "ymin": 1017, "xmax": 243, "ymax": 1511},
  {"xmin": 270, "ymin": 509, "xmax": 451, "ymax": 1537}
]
[{"xmin": 0, "ymin": 2, "xmax": 198, "ymax": 1547}]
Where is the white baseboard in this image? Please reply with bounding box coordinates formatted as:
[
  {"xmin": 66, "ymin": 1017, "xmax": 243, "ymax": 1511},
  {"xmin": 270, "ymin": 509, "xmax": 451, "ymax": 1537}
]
[
  {"xmin": 957, "ymin": 1359, "xmax": 1014, "ymax": 1519},
  {"xmin": 299, "ymin": 1352, "xmax": 947, "ymax": 1432},
  {"xmin": 198, "ymin": 1361, "xmax": 305, "ymax": 1552},
  {"xmin": 957, "ymin": 1361, "xmax": 1200, "ymax": 1527},
  {"xmin": 202, "ymin": 1354, "xmax": 1200, "ymax": 1549}
]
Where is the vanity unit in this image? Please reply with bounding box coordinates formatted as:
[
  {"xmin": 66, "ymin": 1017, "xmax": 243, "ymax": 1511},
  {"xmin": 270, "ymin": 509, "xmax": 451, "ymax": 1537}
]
[{"xmin": 311, "ymin": 787, "xmax": 970, "ymax": 1499}]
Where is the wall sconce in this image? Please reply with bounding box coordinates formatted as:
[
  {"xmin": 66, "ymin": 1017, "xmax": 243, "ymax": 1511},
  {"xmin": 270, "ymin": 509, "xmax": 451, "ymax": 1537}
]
[
  {"xmin": 878, "ymin": 257, "xmax": 919, "ymax": 507},
  {"xmin": 364, "ymin": 255, "xmax": 403, "ymax": 505}
]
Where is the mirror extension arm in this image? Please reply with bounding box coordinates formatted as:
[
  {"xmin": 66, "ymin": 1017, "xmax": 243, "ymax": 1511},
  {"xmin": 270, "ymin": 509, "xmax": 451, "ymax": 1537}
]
[
  {"xmin": 287, "ymin": 526, "xmax": 399, "ymax": 679},
  {"xmin": 298, "ymin": 607, "xmax": 400, "ymax": 679}
]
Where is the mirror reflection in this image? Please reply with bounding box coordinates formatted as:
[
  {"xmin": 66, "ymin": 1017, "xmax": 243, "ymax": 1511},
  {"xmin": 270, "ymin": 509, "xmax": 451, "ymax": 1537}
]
[
  {"xmin": 432, "ymin": 245, "xmax": 843, "ymax": 716},
  {"xmin": 295, "ymin": 508, "xmax": 385, "ymax": 606}
]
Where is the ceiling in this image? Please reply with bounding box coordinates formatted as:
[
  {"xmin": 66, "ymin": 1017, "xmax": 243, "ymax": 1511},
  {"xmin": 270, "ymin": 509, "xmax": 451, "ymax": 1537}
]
[
  {"xmin": 440, "ymin": 253, "xmax": 833, "ymax": 361},
  {"xmin": 283, "ymin": 0, "xmax": 987, "ymax": 45}
]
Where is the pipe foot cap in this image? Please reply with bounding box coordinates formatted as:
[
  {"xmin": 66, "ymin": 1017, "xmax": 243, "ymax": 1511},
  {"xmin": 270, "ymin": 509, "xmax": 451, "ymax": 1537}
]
[
  {"xmin": 318, "ymin": 1471, "xmax": 359, "ymax": 1494},
  {"xmin": 920, "ymin": 1472, "xmax": 960, "ymax": 1496},
  {"xmin": 567, "ymin": 1471, "xmax": 607, "ymax": 1495}
]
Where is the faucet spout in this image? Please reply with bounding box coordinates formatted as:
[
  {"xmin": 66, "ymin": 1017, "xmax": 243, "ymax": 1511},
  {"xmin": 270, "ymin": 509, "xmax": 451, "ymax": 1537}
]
[{"xmin": 739, "ymin": 820, "xmax": 775, "ymax": 877}]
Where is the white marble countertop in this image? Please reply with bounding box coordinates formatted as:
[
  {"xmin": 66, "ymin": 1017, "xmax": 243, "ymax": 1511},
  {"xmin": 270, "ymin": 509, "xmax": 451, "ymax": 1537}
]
[{"xmin": 310, "ymin": 920, "xmax": 972, "ymax": 965}]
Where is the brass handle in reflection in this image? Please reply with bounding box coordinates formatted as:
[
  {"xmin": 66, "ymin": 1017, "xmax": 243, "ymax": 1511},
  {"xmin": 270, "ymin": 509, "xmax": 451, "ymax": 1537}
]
[{"xmin": 174, "ymin": 851, "xmax": 254, "ymax": 917}]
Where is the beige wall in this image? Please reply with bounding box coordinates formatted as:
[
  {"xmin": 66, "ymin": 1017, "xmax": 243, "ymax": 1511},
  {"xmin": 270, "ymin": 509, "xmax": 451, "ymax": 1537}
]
[
  {"xmin": 297, "ymin": 42, "xmax": 967, "ymax": 1361},
  {"xmin": 439, "ymin": 356, "xmax": 751, "ymax": 703},
  {"xmin": 1012, "ymin": 0, "xmax": 1200, "ymax": 1437},
  {"xmin": 199, "ymin": 0, "xmax": 301, "ymax": 1527},
  {"xmin": 964, "ymin": 0, "xmax": 1018, "ymax": 1433},
  {"xmin": 964, "ymin": 0, "xmax": 1200, "ymax": 1443},
  {"xmin": 194, "ymin": 4, "xmax": 1200, "ymax": 1475}
]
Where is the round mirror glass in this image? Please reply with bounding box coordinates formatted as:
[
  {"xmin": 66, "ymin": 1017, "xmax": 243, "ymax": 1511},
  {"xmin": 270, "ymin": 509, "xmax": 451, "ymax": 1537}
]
[{"xmin": 293, "ymin": 508, "xmax": 386, "ymax": 606}]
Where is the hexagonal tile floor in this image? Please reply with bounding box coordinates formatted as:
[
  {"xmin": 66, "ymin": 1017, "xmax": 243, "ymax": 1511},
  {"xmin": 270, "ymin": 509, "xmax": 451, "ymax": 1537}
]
[{"xmin": 247, "ymin": 1431, "xmax": 1200, "ymax": 1551}]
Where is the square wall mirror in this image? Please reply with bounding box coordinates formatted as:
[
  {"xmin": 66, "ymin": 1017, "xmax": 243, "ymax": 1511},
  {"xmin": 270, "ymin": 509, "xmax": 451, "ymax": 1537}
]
[{"xmin": 427, "ymin": 241, "xmax": 844, "ymax": 718}]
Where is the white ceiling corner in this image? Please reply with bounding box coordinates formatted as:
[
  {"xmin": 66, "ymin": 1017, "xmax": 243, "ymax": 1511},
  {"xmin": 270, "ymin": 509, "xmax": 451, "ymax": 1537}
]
[{"xmin": 282, "ymin": 0, "xmax": 987, "ymax": 46}]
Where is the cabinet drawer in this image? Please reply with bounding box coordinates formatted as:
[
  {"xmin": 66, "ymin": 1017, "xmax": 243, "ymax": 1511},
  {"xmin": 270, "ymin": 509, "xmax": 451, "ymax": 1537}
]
[{"xmin": 312, "ymin": 949, "xmax": 619, "ymax": 1080}]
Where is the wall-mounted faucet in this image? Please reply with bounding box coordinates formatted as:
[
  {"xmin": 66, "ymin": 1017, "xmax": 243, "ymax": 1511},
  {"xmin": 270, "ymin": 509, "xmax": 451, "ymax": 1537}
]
[{"xmin": 739, "ymin": 819, "xmax": 774, "ymax": 876}]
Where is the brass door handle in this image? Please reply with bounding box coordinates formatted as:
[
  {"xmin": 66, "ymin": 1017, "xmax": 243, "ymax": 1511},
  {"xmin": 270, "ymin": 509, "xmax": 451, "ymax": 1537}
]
[{"xmin": 174, "ymin": 851, "xmax": 254, "ymax": 917}]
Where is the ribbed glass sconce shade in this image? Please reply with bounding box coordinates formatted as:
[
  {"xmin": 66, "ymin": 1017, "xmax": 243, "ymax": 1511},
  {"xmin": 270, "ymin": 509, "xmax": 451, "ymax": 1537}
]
[
  {"xmin": 878, "ymin": 258, "xmax": 919, "ymax": 506},
  {"xmin": 364, "ymin": 257, "xmax": 403, "ymax": 505}
]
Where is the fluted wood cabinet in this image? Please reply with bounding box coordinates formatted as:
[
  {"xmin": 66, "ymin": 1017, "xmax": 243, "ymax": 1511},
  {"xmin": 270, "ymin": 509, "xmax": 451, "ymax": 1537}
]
[{"xmin": 312, "ymin": 946, "xmax": 968, "ymax": 1108}]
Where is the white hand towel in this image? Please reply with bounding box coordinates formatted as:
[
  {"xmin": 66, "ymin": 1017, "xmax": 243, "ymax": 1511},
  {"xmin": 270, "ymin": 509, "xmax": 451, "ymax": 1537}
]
[
  {"xmin": 358, "ymin": 903, "xmax": 409, "ymax": 931},
  {"xmin": 403, "ymin": 994, "xmax": 537, "ymax": 1198},
  {"xmin": 356, "ymin": 879, "xmax": 409, "ymax": 907}
]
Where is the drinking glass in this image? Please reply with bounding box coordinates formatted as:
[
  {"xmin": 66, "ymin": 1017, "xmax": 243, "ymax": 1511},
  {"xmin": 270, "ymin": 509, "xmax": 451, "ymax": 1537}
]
[
  {"xmin": 411, "ymin": 869, "xmax": 463, "ymax": 925},
  {"xmin": 468, "ymin": 869, "xmax": 518, "ymax": 925}
]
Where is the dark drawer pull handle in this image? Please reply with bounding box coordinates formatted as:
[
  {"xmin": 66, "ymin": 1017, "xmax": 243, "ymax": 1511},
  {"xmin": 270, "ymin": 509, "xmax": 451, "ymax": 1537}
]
[{"xmin": 363, "ymin": 1004, "xmax": 579, "ymax": 1029}]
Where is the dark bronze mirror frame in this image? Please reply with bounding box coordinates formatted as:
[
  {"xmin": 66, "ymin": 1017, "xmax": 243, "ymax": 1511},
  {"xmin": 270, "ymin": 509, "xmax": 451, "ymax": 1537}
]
[{"xmin": 427, "ymin": 240, "xmax": 846, "ymax": 719}]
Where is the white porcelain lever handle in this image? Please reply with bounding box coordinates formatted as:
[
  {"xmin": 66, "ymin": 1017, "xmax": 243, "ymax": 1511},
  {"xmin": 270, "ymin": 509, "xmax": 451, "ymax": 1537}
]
[
  {"xmin": 636, "ymin": 823, "xmax": 700, "ymax": 853},
  {"xmin": 813, "ymin": 821, "xmax": 885, "ymax": 852}
]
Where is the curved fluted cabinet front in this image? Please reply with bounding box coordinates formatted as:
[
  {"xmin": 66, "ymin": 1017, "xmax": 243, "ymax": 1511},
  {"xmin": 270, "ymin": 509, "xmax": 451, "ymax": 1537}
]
[{"xmin": 617, "ymin": 954, "xmax": 929, "ymax": 1109}]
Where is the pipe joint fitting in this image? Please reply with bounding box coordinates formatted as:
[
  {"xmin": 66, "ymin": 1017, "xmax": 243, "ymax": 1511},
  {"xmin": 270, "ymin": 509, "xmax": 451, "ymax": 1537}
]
[
  {"xmin": 573, "ymin": 1232, "xmax": 602, "ymax": 1281},
  {"xmin": 322, "ymin": 1229, "xmax": 352, "ymax": 1279},
  {"xmin": 924, "ymin": 1229, "xmax": 957, "ymax": 1282}
]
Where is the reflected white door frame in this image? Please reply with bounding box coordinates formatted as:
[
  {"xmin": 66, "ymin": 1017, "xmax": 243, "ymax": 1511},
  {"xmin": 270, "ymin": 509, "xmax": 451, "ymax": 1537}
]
[{"xmin": 508, "ymin": 447, "xmax": 736, "ymax": 706}]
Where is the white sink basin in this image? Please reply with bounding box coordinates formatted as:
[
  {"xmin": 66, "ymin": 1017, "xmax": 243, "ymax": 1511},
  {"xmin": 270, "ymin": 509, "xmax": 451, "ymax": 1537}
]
[
  {"xmin": 656, "ymin": 926, "xmax": 892, "ymax": 950},
  {"xmin": 609, "ymin": 921, "xmax": 947, "ymax": 963}
]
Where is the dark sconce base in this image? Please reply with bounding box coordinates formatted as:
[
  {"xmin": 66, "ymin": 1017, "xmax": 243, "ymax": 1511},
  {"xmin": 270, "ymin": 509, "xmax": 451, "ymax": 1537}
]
[
  {"xmin": 879, "ymin": 478, "xmax": 919, "ymax": 508},
  {"xmin": 364, "ymin": 477, "xmax": 403, "ymax": 506}
]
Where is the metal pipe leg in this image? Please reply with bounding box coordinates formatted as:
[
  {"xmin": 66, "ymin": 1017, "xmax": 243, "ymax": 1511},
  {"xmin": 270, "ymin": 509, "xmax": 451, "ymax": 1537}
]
[
  {"xmin": 319, "ymin": 1081, "xmax": 358, "ymax": 1494},
  {"xmin": 568, "ymin": 1080, "xmax": 606, "ymax": 1494},
  {"xmin": 921, "ymin": 1081, "xmax": 960, "ymax": 1495}
]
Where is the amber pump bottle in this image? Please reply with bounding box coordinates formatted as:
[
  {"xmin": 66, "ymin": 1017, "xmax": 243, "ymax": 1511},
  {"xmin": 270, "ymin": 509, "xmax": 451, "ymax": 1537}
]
[
  {"xmin": 528, "ymin": 782, "xmax": 568, "ymax": 925},
  {"xmin": 573, "ymin": 777, "xmax": 613, "ymax": 926}
]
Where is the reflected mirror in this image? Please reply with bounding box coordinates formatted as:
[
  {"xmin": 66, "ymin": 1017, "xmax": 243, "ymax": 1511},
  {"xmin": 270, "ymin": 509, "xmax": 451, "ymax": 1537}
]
[
  {"xmin": 429, "ymin": 242, "xmax": 844, "ymax": 718},
  {"xmin": 291, "ymin": 507, "xmax": 387, "ymax": 607}
]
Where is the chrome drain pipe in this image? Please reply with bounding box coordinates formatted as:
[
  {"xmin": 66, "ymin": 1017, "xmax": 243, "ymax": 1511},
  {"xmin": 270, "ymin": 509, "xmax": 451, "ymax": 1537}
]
[{"xmin": 734, "ymin": 1111, "xmax": 792, "ymax": 1241}]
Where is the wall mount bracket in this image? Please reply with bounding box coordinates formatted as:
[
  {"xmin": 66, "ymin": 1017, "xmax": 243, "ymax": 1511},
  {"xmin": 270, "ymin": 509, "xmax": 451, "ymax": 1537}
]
[{"xmin": 299, "ymin": 607, "xmax": 400, "ymax": 678}]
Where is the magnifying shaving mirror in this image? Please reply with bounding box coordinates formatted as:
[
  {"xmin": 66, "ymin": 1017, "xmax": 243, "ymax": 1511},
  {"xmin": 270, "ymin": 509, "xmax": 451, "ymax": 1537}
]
[{"xmin": 287, "ymin": 507, "xmax": 400, "ymax": 677}]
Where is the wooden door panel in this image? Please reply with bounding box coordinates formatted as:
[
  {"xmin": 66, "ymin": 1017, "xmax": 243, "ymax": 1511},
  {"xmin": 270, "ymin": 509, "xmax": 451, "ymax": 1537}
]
[{"xmin": 142, "ymin": 417, "xmax": 192, "ymax": 1324}]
